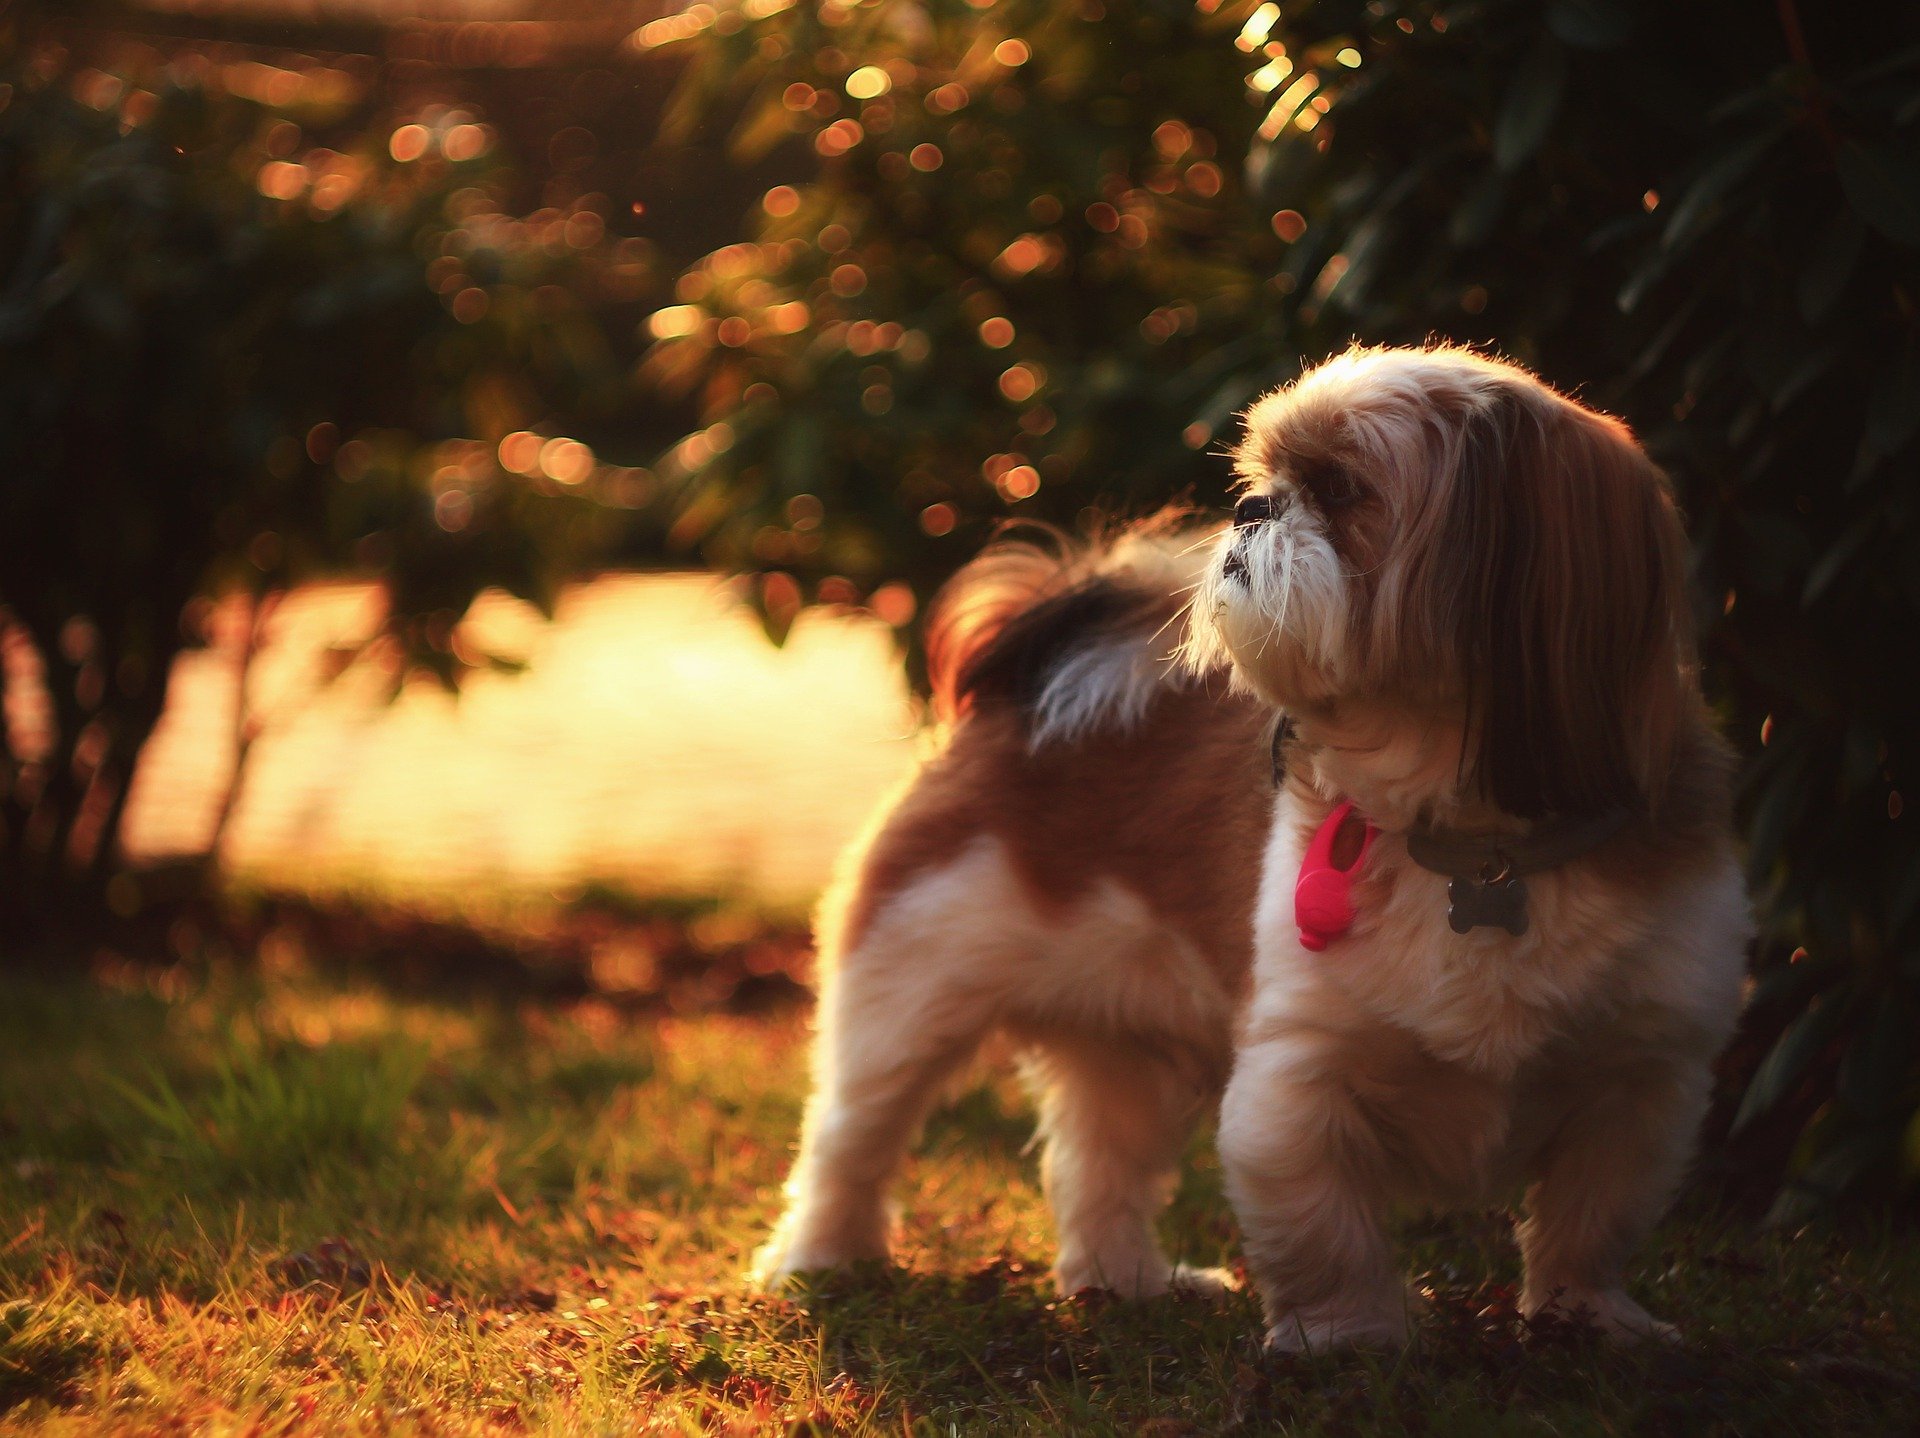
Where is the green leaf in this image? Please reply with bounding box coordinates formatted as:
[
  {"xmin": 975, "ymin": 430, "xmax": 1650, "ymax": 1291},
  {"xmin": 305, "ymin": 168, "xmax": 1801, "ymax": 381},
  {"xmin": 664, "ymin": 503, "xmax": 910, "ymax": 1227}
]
[
  {"xmin": 1801, "ymin": 517, "xmax": 1876, "ymax": 607},
  {"xmin": 1448, "ymin": 171, "xmax": 1506, "ymax": 248},
  {"xmin": 1766, "ymin": 1133, "xmax": 1890, "ymax": 1226},
  {"xmin": 1661, "ymin": 131, "xmax": 1775, "ymax": 252},
  {"xmin": 1747, "ymin": 952, "xmax": 1838, "ymax": 1013},
  {"xmin": 1770, "ymin": 342, "xmax": 1841, "ymax": 413},
  {"xmin": 1547, "ymin": 0, "xmax": 1631, "ymax": 49},
  {"xmin": 1733, "ymin": 996, "xmax": 1853, "ymax": 1136},
  {"xmin": 1797, "ymin": 210, "xmax": 1866, "ymax": 326},
  {"xmin": 1838, "ymin": 994, "xmax": 1916, "ymax": 1120},
  {"xmin": 1493, "ymin": 40, "xmax": 1567, "ymax": 173},
  {"xmin": 1615, "ymin": 250, "xmax": 1671, "ymax": 314},
  {"xmin": 1888, "ymin": 859, "xmax": 1920, "ymax": 940},
  {"xmin": 1863, "ymin": 348, "xmax": 1920, "ymax": 456},
  {"xmin": 1837, "ymin": 143, "xmax": 1920, "ymax": 245}
]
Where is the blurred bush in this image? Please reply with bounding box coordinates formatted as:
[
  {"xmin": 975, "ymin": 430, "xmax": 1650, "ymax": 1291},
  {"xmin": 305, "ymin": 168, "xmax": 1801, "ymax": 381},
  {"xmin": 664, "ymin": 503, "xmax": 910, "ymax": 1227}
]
[
  {"xmin": 648, "ymin": 0, "xmax": 1919, "ymax": 1211},
  {"xmin": 0, "ymin": 3, "xmax": 665, "ymax": 928}
]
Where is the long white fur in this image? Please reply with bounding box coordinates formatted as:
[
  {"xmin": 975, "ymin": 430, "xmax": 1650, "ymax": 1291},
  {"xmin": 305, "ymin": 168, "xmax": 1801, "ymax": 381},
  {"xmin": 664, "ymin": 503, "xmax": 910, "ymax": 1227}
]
[
  {"xmin": 1029, "ymin": 638, "xmax": 1172, "ymax": 751},
  {"xmin": 1027, "ymin": 526, "xmax": 1222, "ymax": 750},
  {"xmin": 1182, "ymin": 504, "xmax": 1351, "ymax": 707}
]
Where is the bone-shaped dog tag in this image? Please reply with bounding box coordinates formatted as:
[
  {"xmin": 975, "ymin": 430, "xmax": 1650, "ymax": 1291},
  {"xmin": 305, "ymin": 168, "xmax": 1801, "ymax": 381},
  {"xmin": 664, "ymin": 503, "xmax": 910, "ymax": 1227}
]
[{"xmin": 1447, "ymin": 874, "xmax": 1529, "ymax": 936}]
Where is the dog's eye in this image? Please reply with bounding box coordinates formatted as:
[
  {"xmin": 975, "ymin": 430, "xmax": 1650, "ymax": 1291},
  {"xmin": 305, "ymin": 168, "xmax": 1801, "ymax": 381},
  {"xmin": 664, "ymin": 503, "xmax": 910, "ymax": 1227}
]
[{"xmin": 1299, "ymin": 464, "xmax": 1362, "ymax": 510}]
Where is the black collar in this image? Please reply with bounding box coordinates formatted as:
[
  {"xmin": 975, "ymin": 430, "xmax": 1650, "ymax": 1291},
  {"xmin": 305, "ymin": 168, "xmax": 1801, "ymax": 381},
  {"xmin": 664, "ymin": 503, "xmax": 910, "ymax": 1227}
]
[
  {"xmin": 1404, "ymin": 808, "xmax": 1633, "ymax": 880},
  {"xmin": 1267, "ymin": 716, "xmax": 1630, "ymax": 879}
]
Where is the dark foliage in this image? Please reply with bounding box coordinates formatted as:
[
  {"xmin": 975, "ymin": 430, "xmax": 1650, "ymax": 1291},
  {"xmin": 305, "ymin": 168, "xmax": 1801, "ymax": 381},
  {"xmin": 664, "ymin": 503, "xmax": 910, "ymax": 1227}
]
[{"xmin": 0, "ymin": 8, "xmax": 663, "ymax": 929}]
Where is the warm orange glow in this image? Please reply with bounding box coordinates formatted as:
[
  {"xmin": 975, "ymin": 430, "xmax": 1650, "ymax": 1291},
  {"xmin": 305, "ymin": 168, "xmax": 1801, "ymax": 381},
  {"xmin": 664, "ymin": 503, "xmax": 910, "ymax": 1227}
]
[
  {"xmin": 632, "ymin": 5, "xmax": 718, "ymax": 51},
  {"xmin": 118, "ymin": 580, "xmax": 915, "ymax": 908},
  {"xmin": 999, "ymin": 464, "xmax": 1040, "ymax": 499},
  {"xmin": 926, "ymin": 82, "xmax": 970, "ymax": 114},
  {"xmin": 443, "ymin": 123, "xmax": 491, "ymax": 162},
  {"xmin": 256, "ymin": 160, "xmax": 307, "ymax": 200},
  {"xmin": 1259, "ymin": 73, "xmax": 1319, "ymax": 140},
  {"xmin": 649, "ymin": 305, "xmax": 704, "ymax": 340},
  {"xmin": 998, "ymin": 363, "xmax": 1044, "ymax": 402},
  {"xmin": 1237, "ymin": 3, "xmax": 1280, "ymax": 52},
  {"xmin": 845, "ymin": 65, "xmax": 891, "ymax": 99},
  {"xmin": 767, "ymin": 300, "xmax": 811, "ymax": 334},
  {"xmin": 1248, "ymin": 55, "xmax": 1293, "ymax": 92},
  {"xmin": 977, "ymin": 316, "xmax": 1015, "ymax": 348},
  {"xmin": 389, "ymin": 124, "xmax": 431, "ymax": 162},
  {"xmin": 498, "ymin": 431, "xmax": 544, "ymax": 474},
  {"xmin": 539, "ymin": 437, "xmax": 594, "ymax": 485}
]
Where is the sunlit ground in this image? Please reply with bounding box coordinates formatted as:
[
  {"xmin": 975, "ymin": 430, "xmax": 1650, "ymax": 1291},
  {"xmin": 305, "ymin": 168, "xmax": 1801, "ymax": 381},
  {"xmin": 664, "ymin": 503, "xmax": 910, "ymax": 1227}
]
[
  {"xmin": 4, "ymin": 965, "xmax": 1917, "ymax": 1435},
  {"xmin": 118, "ymin": 575, "xmax": 918, "ymax": 916},
  {"xmin": 7, "ymin": 583, "xmax": 1919, "ymax": 1434}
]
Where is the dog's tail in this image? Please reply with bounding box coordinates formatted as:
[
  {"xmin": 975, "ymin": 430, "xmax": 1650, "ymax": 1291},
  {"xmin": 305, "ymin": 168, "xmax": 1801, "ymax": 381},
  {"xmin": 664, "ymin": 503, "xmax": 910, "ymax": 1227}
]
[{"xmin": 924, "ymin": 511, "xmax": 1225, "ymax": 745}]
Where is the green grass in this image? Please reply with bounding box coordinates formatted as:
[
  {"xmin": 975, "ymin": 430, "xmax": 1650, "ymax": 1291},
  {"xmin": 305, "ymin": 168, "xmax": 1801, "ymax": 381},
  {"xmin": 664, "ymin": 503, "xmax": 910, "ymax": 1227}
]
[{"xmin": 2, "ymin": 962, "xmax": 1917, "ymax": 1435}]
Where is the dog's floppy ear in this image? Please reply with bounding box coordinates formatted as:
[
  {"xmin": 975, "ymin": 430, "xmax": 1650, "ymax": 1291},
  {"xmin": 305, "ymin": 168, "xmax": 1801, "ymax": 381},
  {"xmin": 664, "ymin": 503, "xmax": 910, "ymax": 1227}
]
[{"xmin": 1449, "ymin": 389, "xmax": 1690, "ymax": 819}]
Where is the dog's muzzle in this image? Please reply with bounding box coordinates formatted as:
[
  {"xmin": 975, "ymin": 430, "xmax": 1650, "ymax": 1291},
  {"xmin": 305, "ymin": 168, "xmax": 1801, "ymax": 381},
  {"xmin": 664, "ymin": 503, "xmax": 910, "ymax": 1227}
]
[{"xmin": 1234, "ymin": 493, "xmax": 1277, "ymax": 528}]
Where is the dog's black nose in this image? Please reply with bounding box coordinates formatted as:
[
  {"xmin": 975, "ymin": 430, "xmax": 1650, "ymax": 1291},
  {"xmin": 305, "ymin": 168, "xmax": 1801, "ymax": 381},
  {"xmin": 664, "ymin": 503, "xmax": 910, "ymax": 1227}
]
[{"xmin": 1234, "ymin": 493, "xmax": 1276, "ymax": 528}]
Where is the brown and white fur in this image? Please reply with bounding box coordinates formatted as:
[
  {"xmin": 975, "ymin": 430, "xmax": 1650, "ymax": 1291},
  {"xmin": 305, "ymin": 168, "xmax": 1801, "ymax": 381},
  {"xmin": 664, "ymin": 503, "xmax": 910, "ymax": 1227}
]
[{"xmin": 756, "ymin": 345, "xmax": 1749, "ymax": 1354}]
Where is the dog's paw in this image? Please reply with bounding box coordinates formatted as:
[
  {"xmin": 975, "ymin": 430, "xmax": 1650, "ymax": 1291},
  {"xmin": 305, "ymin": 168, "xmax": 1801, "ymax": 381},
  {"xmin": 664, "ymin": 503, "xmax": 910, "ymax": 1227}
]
[
  {"xmin": 1263, "ymin": 1306, "xmax": 1409, "ymax": 1355},
  {"xmin": 1054, "ymin": 1260, "xmax": 1171, "ymax": 1301},
  {"xmin": 1524, "ymin": 1287, "xmax": 1678, "ymax": 1345},
  {"xmin": 750, "ymin": 1219, "xmax": 888, "ymax": 1291},
  {"xmin": 1168, "ymin": 1264, "xmax": 1239, "ymax": 1302}
]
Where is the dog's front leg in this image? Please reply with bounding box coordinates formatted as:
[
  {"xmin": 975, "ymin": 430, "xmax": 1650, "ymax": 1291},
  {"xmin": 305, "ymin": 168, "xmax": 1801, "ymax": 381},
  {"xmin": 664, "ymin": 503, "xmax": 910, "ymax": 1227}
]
[
  {"xmin": 1516, "ymin": 1057, "xmax": 1712, "ymax": 1342},
  {"xmin": 1219, "ymin": 1026, "xmax": 1409, "ymax": 1353}
]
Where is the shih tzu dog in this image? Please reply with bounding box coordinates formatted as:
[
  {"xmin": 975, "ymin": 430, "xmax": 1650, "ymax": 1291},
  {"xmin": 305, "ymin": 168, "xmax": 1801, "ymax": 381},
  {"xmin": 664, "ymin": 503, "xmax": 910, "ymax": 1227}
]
[{"xmin": 755, "ymin": 345, "xmax": 1749, "ymax": 1354}]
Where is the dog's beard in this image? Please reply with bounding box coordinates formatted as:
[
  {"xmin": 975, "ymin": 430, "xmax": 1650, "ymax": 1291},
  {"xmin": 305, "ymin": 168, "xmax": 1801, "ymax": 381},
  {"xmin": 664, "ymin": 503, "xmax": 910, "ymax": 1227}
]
[{"xmin": 1184, "ymin": 515, "xmax": 1350, "ymax": 705}]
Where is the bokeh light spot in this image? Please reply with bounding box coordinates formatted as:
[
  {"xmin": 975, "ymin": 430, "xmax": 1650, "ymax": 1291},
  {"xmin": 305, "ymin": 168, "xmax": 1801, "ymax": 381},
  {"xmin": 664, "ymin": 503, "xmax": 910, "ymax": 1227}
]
[
  {"xmin": 649, "ymin": 305, "xmax": 704, "ymax": 339},
  {"xmin": 870, "ymin": 581, "xmax": 917, "ymax": 626},
  {"xmin": 1271, "ymin": 208, "xmax": 1307, "ymax": 242},
  {"xmin": 539, "ymin": 437, "xmax": 595, "ymax": 485},
  {"xmin": 434, "ymin": 490, "xmax": 473, "ymax": 532},
  {"xmin": 388, "ymin": 124, "xmax": 431, "ymax": 162},
  {"xmin": 846, "ymin": 65, "xmax": 891, "ymax": 99},
  {"xmin": 451, "ymin": 287, "xmax": 489, "ymax": 324},
  {"xmin": 498, "ymin": 432, "xmax": 544, "ymax": 474},
  {"xmin": 443, "ymin": 123, "xmax": 490, "ymax": 162}
]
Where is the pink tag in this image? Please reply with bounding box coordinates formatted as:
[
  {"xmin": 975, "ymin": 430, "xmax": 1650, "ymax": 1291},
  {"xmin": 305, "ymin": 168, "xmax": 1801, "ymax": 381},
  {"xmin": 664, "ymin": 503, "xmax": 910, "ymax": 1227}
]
[{"xmin": 1295, "ymin": 800, "xmax": 1376, "ymax": 951}]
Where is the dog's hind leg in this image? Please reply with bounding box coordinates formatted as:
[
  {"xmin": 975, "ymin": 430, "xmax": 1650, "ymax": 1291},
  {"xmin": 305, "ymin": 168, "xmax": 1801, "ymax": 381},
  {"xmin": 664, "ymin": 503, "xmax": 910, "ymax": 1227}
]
[
  {"xmin": 1027, "ymin": 1033, "xmax": 1220, "ymax": 1300},
  {"xmin": 754, "ymin": 842, "xmax": 1011, "ymax": 1287}
]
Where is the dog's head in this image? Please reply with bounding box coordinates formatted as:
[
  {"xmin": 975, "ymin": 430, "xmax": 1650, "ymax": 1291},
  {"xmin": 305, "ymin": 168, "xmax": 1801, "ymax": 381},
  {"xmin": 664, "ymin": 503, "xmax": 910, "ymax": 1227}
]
[{"xmin": 1187, "ymin": 345, "xmax": 1693, "ymax": 821}]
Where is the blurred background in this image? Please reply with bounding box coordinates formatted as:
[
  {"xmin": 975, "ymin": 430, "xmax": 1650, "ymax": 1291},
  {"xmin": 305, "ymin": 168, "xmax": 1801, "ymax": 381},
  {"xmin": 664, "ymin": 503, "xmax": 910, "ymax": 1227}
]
[{"xmin": 2, "ymin": 0, "xmax": 1915, "ymax": 1214}]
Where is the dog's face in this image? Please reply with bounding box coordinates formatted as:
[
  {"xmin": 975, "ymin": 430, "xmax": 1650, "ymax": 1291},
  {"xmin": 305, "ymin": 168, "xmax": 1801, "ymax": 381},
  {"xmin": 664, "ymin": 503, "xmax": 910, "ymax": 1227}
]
[{"xmin": 1189, "ymin": 346, "xmax": 1693, "ymax": 820}]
